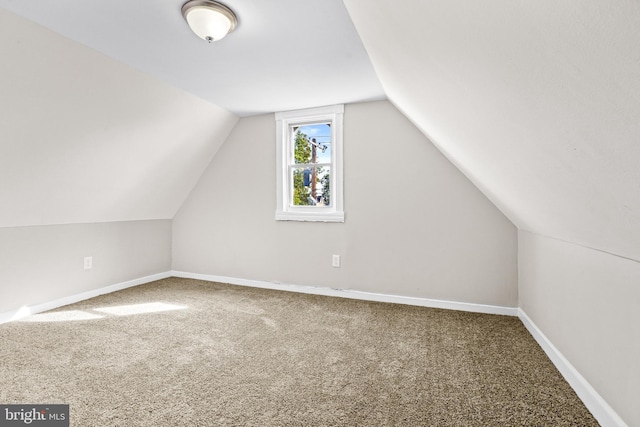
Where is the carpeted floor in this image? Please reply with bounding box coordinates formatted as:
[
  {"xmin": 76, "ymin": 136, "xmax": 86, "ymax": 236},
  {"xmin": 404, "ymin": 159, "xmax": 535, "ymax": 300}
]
[{"xmin": 0, "ymin": 277, "xmax": 598, "ymax": 426}]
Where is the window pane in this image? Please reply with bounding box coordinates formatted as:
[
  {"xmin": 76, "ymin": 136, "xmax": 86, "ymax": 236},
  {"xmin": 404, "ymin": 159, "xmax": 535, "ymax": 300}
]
[
  {"xmin": 290, "ymin": 166, "xmax": 331, "ymax": 207},
  {"xmin": 292, "ymin": 123, "xmax": 331, "ymax": 165}
]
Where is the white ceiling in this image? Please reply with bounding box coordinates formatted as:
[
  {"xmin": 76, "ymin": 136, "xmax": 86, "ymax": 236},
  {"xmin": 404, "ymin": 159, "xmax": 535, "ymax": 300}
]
[
  {"xmin": 0, "ymin": 0, "xmax": 385, "ymax": 116},
  {"xmin": 344, "ymin": 0, "xmax": 640, "ymax": 262},
  {"xmin": 3, "ymin": 0, "xmax": 639, "ymax": 264}
]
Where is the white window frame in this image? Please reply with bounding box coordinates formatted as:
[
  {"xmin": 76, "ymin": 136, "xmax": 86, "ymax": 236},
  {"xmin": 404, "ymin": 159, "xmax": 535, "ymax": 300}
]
[{"xmin": 275, "ymin": 104, "xmax": 344, "ymax": 222}]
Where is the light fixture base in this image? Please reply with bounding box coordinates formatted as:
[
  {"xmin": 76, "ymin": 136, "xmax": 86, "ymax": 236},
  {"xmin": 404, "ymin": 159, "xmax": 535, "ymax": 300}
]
[{"xmin": 182, "ymin": 0, "xmax": 238, "ymax": 42}]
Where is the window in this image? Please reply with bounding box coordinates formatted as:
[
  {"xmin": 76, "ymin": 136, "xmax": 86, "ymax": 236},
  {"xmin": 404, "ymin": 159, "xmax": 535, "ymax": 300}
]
[{"xmin": 275, "ymin": 104, "xmax": 344, "ymax": 222}]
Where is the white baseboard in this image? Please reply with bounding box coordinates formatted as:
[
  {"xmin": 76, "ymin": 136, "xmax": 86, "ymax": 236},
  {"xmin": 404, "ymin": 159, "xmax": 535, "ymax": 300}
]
[
  {"xmin": 518, "ymin": 309, "xmax": 627, "ymax": 427},
  {"xmin": 0, "ymin": 271, "xmax": 172, "ymax": 324},
  {"xmin": 171, "ymin": 270, "xmax": 519, "ymax": 316}
]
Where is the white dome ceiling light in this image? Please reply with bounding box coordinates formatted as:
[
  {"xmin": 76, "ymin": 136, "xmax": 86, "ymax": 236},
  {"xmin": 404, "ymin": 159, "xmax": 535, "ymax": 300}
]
[{"xmin": 182, "ymin": 0, "xmax": 238, "ymax": 43}]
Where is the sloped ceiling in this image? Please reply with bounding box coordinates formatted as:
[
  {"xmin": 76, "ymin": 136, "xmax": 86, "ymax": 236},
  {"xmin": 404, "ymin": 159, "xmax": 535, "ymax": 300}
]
[
  {"xmin": 344, "ymin": 0, "xmax": 640, "ymax": 262},
  {"xmin": 3, "ymin": 0, "xmax": 639, "ymax": 263},
  {"xmin": 0, "ymin": 0, "xmax": 385, "ymax": 116},
  {"xmin": 0, "ymin": 1, "xmax": 385, "ymax": 228},
  {"xmin": 0, "ymin": 8, "xmax": 238, "ymax": 227}
]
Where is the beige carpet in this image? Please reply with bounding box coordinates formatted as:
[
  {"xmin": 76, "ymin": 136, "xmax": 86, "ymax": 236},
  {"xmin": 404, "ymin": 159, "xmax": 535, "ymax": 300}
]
[{"xmin": 0, "ymin": 277, "xmax": 598, "ymax": 426}]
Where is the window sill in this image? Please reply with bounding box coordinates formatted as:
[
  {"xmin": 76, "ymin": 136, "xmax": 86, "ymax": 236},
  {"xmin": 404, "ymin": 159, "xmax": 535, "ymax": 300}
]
[{"xmin": 275, "ymin": 211, "xmax": 344, "ymax": 223}]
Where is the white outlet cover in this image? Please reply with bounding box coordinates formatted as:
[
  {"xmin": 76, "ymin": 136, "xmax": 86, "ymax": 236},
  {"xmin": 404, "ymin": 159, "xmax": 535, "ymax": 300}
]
[
  {"xmin": 332, "ymin": 254, "xmax": 341, "ymax": 268},
  {"xmin": 84, "ymin": 256, "xmax": 93, "ymax": 270}
]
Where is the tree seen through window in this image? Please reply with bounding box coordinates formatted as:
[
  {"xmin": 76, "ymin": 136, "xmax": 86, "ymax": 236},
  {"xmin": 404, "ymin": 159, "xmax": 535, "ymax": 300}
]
[{"xmin": 291, "ymin": 123, "xmax": 331, "ymax": 206}]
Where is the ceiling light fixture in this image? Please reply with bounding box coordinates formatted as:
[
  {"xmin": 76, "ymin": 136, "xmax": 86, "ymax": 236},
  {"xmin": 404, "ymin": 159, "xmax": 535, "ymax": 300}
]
[{"xmin": 182, "ymin": 0, "xmax": 237, "ymax": 43}]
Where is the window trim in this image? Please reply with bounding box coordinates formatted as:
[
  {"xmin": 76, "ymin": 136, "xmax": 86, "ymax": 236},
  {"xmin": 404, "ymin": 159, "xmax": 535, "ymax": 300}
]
[{"xmin": 275, "ymin": 104, "xmax": 344, "ymax": 222}]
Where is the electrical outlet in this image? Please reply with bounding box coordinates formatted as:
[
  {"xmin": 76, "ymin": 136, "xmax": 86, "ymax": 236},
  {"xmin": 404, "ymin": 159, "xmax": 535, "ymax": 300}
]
[
  {"xmin": 332, "ymin": 254, "xmax": 341, "ymax": 268},
  {"xmin": 84, "ymin": 256, "xmax": 93, "ymax": 270}
]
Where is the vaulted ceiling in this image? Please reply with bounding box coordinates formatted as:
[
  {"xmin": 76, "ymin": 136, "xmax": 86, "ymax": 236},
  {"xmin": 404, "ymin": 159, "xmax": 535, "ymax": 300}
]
[
  {"xmin": 1, "ymin": 0, "xmax": 638, "ymax": 262},
  {"xmin": 0, "ymin": 0, "xmax": 385, "ymax": 116},
  {"xmin": 0, "ymin": 8, "xmax": 237, "ymax": 227},
  {"xmin": 344, "ymin": 0, "xmax": 640, "ymax": 262}
]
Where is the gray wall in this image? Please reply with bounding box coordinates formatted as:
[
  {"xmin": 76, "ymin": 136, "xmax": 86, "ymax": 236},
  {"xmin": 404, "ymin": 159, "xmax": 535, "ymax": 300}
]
[
  {"xmin": 0, "ymin": 220, "xmax": 171, "ymax": 315},
  {"xmin": 173, "ymin": 101, "xmax": 518, "ymax": 307},
  {"xmin": 518, "ymin": 230, "xmax": 639, "ymax": 426}
]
